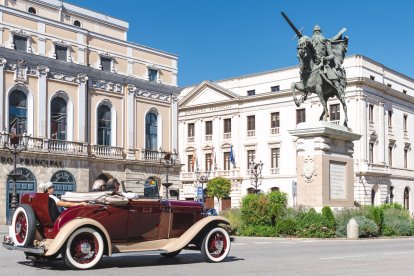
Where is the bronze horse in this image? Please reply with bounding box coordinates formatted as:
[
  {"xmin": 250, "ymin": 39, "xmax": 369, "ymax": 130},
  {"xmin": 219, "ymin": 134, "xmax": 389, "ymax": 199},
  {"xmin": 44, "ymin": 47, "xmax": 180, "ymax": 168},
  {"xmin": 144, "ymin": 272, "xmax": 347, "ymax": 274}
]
[{"xmin": 291, "ymin": 36, "xmax": 348, "ymax": 127}]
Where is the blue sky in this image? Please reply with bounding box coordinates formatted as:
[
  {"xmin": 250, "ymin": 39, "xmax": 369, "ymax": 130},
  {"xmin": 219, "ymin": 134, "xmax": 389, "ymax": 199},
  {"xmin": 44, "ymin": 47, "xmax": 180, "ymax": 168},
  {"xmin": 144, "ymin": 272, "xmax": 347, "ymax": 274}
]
[{"xmin": 68, "ymin": 0, "xmax": 413, "ymax": 87}]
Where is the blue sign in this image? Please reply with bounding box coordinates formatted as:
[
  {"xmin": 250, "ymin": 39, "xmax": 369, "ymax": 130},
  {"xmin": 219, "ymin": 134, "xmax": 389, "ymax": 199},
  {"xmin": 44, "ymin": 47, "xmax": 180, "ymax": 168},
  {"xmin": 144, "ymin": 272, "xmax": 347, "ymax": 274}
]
[{"xmin": 197, "ymin": 187, "xmax": 203, "ymax": 199}]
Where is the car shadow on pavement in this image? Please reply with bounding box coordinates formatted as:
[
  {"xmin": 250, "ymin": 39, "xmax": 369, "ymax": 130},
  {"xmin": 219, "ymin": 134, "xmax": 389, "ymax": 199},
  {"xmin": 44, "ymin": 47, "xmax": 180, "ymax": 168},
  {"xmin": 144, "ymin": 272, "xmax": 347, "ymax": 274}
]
[{"xmin": 17, "ymin": 253, "xmax": 243, "ymax": 271}]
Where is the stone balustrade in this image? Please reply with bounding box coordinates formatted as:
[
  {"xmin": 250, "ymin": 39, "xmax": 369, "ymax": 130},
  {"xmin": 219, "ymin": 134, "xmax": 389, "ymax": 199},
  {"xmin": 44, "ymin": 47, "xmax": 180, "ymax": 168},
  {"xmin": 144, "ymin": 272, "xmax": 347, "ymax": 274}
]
[{"xmin": 91, "ymin": 145, "xmax": 123, "ymax": 159}]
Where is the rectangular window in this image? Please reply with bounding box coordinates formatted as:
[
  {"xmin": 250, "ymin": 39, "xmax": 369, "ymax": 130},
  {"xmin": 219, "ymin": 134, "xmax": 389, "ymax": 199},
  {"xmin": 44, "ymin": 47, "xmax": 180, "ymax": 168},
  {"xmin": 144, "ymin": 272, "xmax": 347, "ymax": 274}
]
[
  {"xmin": 148, "ymin": 68, "xmax": 158, "ymax": 82},
  {"xmin": 403, "ymin": 115, "xmax": 408, "ymax": 131},
  {"xmin": 369, "ymin": 104, "xmax": 374, "ymax": 122},
  {"xmin": 14, "ymin": 35, "xmax": 27, "ymax": 52},
  {"xmin": 55, "ymin": 45, "xmax": 68, "ymax": 61},
  {"xmin": 223, "ymin": 118, "xmax": 231, "ymax": 133},
  {"xmin": 387, "ymin": 83, "xmax": 392, "ymax": 88},
  {"xmin": 223, "ymin": 152, "xmax": 231, "ymax": 171},
  {"xmin": 247, "ymin": 90, "xmax": 255, "ymax": 96},
  {"xmin": 388, "ymin": 111, "xmax": 393, "ymax": 127},
  {"xmin": 296, "ymin": 109, "xmax": 306, "ymax": 124},
  {"xmin": 101, "ymin": 56, "xmax": 112, "ymax": 72},
  {"xmin": 247, "ymin": 115, "xmax": 255, "ymax": 130},
  {"xmin": 188, "ymin": 155, "xmax": 194, "ymax": 172},
  {"xmin": 247, "ymin": 150, "xmax": 255, "ymax": 168},
  {"xmin": 188, "ymin": 123, "xmax": 195, "ymax": 137},
  {"xmin": 330, "ymin": 104, "xmax": 340, "ymax": 121},
  {"xmin": 205, "ymin": 153, "xmax": 212, "ymax": 171},
  {"xmin": 205, "ymin": 121, "xmax": 213, "ymax": 135},
  {"xmin": 404, "ymin": 149, "xmax": 408, "ymax": 169},
  {"xmin": 270, "ymin": 112, "xmax": 280, "ymax": 128},
  {"xmin": 369, "ymin": 143, "xmax": 374, "ymax": 163},
  {"xmin": 271, "ymin": 148, "xmax": 280, "ymax": 169},
  {"xmin": 388, "ymin": 146, "xmax": 393, "ymax": 166},
  {"xmin": 403, "ymin": 90, "xmax": 407, "ymax": 94},
  {"xmin": 271, "ymin": 85, "xmax": 280, "ymax": 92},
  {"xmin": 370, "ymin": 75, "xmax": 375, "ymax": 81}
]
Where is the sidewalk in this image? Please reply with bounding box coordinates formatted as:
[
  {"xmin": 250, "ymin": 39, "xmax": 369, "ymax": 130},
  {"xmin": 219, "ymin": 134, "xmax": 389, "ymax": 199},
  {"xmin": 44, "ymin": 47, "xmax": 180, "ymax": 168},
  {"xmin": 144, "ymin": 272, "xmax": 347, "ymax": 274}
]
[{"xmin": 0, "ymin": 224, "xmax": 9, "ymax": 235}]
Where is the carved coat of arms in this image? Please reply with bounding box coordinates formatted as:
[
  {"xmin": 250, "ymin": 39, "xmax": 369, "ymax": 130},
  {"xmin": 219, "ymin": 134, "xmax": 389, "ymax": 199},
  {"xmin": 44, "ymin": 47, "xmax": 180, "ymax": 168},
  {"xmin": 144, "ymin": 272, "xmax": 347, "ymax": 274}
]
[{"xmin": 301, "ymin": 155, "xmax": 318, "ymax": 183}]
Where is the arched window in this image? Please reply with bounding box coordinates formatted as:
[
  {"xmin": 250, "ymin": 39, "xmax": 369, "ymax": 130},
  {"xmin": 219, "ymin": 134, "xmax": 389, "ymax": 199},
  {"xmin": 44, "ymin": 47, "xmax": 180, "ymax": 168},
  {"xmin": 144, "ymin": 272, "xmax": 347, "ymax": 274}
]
[
  {"xmin": 74, "ymin": 20, "xmax": 81, "ymax": 27},
  {"xmin": 371, "ymin": 188, "xmax": 376, "ymax": 205},
  {"xmin": 51, "ymin": 170, "xmax": 76, "ymax": 196},
  {"xmin": 51, "ymin": 97, "xmax": 67, "ymax": 140},
  {"xmin": 145, "ymin": 112, "xmax": 158, "ymax": 150},
  {"xmin": 28, "ymin": 7, "xmax": 36, "ymax": 14},
  {"xmin": 247, "ymin": 187, "xmax": 254, "ymax": 194},
  {"xmin": 270, "ymin": 187, "xmax": 280, "ymax": 192},
  {"xmin": 9, "ymin": 90, "xmax": 27, "ymax": 134},
  {"xmin": 97, "ymin": 105, "xmax": 111, "ymax": 146},
  {"xmin": 404, "ymin": 187, "xmax": 410, "ymax": 210},
  {"xmin": 7, "ymin": 168, "xmax": 36, "ymax": 221}
]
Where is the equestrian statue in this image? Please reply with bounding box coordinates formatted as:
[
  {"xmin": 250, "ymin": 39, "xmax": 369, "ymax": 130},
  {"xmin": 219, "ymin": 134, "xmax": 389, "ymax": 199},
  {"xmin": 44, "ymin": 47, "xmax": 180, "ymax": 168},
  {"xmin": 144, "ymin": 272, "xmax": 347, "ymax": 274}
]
[{"xmin": 281, "ymin": 12, "xmax": 349, "ymax": 127}]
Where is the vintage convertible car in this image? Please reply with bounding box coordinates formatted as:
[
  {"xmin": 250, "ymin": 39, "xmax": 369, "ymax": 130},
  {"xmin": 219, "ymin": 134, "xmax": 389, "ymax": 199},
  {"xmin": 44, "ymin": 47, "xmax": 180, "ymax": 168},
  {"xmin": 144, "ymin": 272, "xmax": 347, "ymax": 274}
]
[{"xmin": 2, "ymin": 183, "xmax": 231, "ymax": 270}]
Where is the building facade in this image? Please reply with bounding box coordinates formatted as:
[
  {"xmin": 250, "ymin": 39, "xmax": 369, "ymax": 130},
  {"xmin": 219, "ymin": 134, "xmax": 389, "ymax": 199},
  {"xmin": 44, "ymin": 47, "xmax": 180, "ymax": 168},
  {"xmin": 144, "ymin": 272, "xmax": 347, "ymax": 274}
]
[
  {"xmin": 0, "ymin": 0, "xmax": 181, "ymax": 224},
  {"xmin": 178, "ymin": 55, "xmax": 414, "ymax": 212}
]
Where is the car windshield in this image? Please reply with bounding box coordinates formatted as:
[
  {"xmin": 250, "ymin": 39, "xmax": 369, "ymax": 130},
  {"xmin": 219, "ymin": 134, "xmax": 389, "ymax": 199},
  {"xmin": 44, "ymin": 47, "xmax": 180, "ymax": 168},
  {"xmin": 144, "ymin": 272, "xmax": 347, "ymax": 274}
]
[{"xmin": 121, "ymin": 179, "xmax": 160, "ymax": 199}]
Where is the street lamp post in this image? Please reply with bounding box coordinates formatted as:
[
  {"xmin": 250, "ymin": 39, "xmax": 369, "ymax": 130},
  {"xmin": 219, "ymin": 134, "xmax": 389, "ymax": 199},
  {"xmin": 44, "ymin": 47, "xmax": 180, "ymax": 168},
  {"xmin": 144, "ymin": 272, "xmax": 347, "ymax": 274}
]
[
  {"xmin": 249, "ymin": 160, "xmax": 263, "ymax": 194},
  {"xmin": 195, "ymin": 167, "xmax": 210, "ymax": 204},
  {"xmin": 159, "ymin": 147, "xmax": 178, "ymax": 199},
  {"xmin": 1, "ymin": 129, "xmax": 29, "ymax": 223}
]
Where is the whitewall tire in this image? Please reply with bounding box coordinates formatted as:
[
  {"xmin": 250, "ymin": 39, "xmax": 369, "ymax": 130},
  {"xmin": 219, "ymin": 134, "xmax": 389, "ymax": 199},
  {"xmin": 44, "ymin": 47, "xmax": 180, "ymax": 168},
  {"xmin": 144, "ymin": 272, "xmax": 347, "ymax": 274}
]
[
  {"xmin": 201, "ymin": 227, "xmax": 231, "ymax": 263},
  {"xmin": 11, "ymin": 205, "xmax": 36, "ymax": 247},
  {"xmin": 64, "ymin": 227, "xmax": 104, "ymax": 270}
]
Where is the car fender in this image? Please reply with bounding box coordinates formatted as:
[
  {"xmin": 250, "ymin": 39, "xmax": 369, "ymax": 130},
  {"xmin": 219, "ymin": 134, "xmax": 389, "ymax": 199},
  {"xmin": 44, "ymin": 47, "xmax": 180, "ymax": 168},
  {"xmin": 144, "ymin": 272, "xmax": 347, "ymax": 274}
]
[
  {"xmin": 162, "ymin": 216, "xmax": 230, "ymax": 253},
  {"xmin": 44, "ymin": 218, "xmax": 112, "ymax": 256}
]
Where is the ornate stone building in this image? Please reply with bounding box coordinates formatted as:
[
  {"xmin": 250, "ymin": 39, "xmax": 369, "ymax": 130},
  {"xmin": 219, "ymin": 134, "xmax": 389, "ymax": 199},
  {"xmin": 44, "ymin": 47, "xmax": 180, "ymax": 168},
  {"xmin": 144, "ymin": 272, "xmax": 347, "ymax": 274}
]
[
  {"xmin": 0, "ymin": 0, "xmax": 181, "ymax": 223},
  {"xmin": 178, "ymin": 55, "xmax": 414, "ymax": 212}
]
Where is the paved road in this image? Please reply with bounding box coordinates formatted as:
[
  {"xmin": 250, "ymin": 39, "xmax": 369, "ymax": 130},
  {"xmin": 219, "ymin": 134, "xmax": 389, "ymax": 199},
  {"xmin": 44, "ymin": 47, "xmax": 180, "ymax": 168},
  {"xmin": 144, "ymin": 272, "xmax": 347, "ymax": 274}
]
[{"xmin": 1, "ymin": 237, "xmax": 414, "ymax": 275}]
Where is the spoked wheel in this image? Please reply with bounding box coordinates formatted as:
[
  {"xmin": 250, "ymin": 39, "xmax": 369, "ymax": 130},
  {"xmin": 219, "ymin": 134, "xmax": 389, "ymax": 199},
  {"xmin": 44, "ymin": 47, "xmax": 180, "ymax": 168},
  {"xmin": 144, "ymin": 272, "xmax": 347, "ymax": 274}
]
[
  {"xmin": 201, "ymin": 227, "xmax": 231, "ymax": 262},
  {"xmin": 64, "ymin": 227, "xmax": 104, "ymax": 270},
  {"xmin": 11, "ymin": 205, "xmax": 36, "ymax": 247},
  {"xmin": 160, "ymin": 249, "xmax": 182, "ymax": 258}
]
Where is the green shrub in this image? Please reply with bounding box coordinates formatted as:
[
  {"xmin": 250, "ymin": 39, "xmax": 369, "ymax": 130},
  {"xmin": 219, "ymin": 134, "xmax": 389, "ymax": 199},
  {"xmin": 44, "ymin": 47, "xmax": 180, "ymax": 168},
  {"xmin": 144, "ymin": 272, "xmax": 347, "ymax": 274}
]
[
  {"xmin": 353, "ymin": 216, "xmax": 378, "ymax": 238},
  {"xmin": 275, "ymin": 217, "xmax": 297, "ymax": 236},
  {"xmin": 239, "ymin": 225, "xmax": 278, "ymax": 237},
  {"xmin": 221, "ymin": 208, "xmax": 242, "ymax": 235},
  {"xmin": 322, "ymin": 206, "xmax": 335, "ymax": 228},
  {"xmin": 382, "ymin": 208, "xmax": 413, "ymax": 236},
  {"xmin": 240, "ymin": 191, "xmax": 288, "ymax": 227},
  {"xmin": 380, "ymin": 203, "xmax": 403, "ymax": 210},
  {"xmin": 296, "ymin": 210, "xmax": 335, "ymax": 238},
  {"xmin": 334, "ymin": 207, "xmax": 372, "ymax": 237},
  {"xmin": 371, "ymin": 207, "xmax": 384, "ymax": 234}
]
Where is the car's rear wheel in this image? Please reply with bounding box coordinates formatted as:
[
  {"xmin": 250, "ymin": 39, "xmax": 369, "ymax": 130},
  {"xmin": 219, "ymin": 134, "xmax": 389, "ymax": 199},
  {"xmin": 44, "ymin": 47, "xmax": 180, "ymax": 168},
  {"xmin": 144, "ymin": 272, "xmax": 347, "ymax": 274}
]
[
  {"xmin": 63, "ymin": 227, "xmax": 104, "ymax": 270},
  {"xmin": 201, "ymin": 227, "xmax": 231, "ymax": 263},
  {"xmin": 11, "ymin": 205, "xmax": 36, "ymax": 247},
  {"xmin": 160, "ymin": 249, "xmax": 181, "ymax": 257}
]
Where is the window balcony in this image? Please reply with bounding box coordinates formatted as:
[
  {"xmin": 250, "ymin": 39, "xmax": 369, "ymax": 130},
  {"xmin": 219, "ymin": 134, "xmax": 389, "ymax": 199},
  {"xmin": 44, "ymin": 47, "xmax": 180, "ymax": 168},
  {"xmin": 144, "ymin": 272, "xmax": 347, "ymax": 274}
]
[
  {"xmin": 205, "ymin": 135, "xmax": 212, "ymax": 141},
  {"xmin": 270, "ymin": 127, "xmax": 280, "ymax": 135},
  {"xmin": 247, "ymin": 130, "xmax": 255, "ymax": 137},
  {"xmin": 48, "ymin": 139, "xmax": 88, "ymax": 155},
  {"xmin": 271, "ymin": 167, "xmax": 280, "ymax": 174},
  {"xmin": 140, "ymin": 149, "xmax": 160, "ymax": 161},
  {"xmin": 91, "ymin": 145, "xmax": 123, "ymax": 159},
  {"xmin": 223, "ymin": 133, "xmax": 231, "ymax": 139},
  {"xmin": 187, "ymin": 136, "xmax": 195, "ymax": 143}
]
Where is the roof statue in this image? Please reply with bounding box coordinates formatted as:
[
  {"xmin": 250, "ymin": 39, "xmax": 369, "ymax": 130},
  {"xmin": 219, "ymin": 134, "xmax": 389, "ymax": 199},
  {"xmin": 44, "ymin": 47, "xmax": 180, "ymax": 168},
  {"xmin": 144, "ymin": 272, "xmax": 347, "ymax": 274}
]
[{"xmin": 281, "ymin": 12, "xmax": 349, "ymax": 127}]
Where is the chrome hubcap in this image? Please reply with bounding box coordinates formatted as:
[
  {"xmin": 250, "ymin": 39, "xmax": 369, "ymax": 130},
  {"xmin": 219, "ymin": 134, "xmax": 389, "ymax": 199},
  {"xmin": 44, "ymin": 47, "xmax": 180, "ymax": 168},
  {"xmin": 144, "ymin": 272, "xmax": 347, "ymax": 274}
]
[
  {"xmin": 16, "ymin": 222, "xmax": 21, "ymax": 234},
  {"xmin": 215, "ymin": 240, "xmax": 224, "ymax": 252},
  {"xmin": 80, "ymin": 242, "xmax": 91, "ymax": 254}
]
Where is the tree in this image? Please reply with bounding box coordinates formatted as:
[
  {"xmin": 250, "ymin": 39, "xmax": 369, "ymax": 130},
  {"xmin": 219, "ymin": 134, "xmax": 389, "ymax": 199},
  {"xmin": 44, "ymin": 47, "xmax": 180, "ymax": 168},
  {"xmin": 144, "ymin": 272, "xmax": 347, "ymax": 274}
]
[{"xmin": 206, "ymin": 177, "xmax": 231, "ymax": 212}]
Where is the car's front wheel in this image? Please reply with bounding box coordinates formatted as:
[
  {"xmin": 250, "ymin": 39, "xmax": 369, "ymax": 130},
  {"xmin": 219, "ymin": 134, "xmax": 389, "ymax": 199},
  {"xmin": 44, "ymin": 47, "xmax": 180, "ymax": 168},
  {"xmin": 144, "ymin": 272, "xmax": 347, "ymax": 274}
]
[
  {"xmin": 63, "ymin": 227, "xmax": 104, "ymax": 270},
  {"xmin": 201, "ymin": 227, "xmax": 231, "ymax": 262}
]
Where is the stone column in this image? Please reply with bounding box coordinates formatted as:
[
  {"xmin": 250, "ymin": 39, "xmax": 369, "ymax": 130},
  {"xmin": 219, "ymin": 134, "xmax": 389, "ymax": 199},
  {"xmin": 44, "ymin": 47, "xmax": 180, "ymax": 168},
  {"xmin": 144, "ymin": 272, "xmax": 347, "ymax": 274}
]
[
  {"xmin": 360, "ymin": 95, "xmax": 368, "ymax": 163},
  {"xmin": 378, "ymin": 101, "xmax": 385, "ymax": 164},
  {"xmin": 0, "ymin": 57, "xmax": 7, "ymax": 131},
  {"xmin": 37, "ymin": 65, "xmax": 49, "ymax": 137},
  {"xmin": 126, "ymin": 85, "xmax": 136, "ymax": 159},
  {"xmin": 171, "ymin": 95, "xmax": 178, "ymax": 152},
  {"xmin": 77, "ymin": 74, "xmax": 88, "ymax": 142}
]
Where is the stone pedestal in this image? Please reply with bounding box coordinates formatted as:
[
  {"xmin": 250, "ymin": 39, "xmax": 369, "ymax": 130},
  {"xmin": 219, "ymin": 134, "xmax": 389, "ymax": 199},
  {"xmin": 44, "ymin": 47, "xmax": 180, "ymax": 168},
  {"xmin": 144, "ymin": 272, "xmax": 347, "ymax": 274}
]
[{"xmin": 289, "ymin": 122, "xmax": 361, "ymax": 208}]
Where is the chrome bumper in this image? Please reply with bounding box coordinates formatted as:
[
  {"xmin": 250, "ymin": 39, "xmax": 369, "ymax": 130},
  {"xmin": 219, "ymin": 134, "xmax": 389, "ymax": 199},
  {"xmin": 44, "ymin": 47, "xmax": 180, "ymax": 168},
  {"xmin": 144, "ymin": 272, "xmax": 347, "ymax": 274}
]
[{"xmin": 2, "ymin": 241, "xmax": 45, "ymax": 254}]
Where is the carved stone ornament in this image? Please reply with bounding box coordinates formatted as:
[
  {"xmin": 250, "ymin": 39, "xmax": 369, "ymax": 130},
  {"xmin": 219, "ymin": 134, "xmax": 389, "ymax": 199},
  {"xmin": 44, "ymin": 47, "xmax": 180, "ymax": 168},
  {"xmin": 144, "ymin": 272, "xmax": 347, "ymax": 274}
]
[
  {"xmin": 301, "ymin": 155, "xmax": 318, "ymax": 183},
  {"xmin": 14, "ymin": 60, "xmax": 28, "ymax": 83}
]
